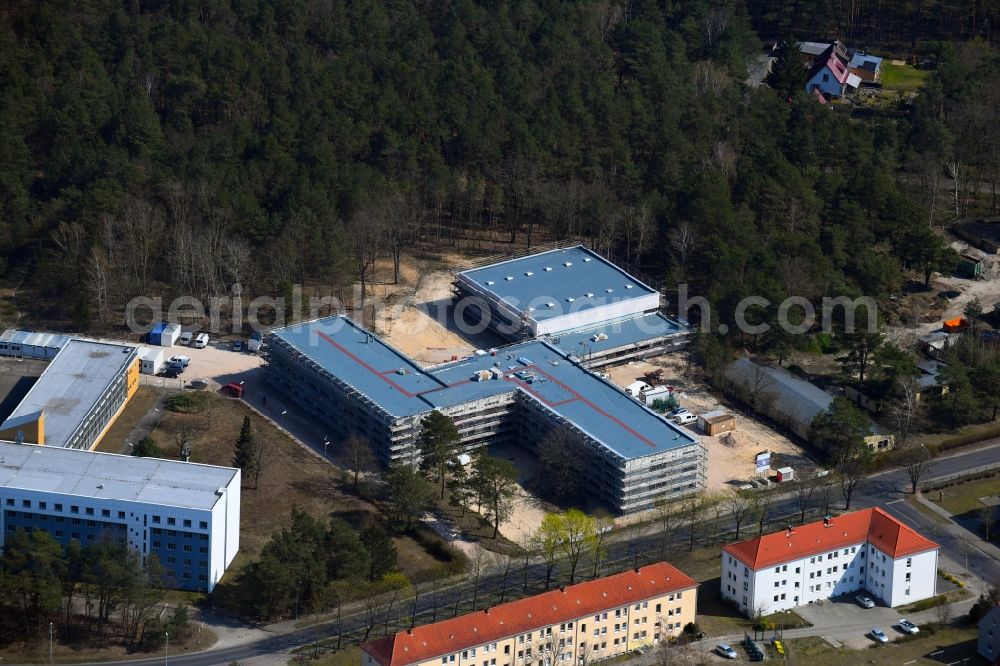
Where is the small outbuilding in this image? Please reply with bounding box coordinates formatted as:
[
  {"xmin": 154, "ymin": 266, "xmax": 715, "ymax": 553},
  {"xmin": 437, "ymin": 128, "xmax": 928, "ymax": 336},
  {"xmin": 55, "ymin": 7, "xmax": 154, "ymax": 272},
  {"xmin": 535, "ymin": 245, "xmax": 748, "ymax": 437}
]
[
  {"xmin": 775, "ymin": 467, "xmax": 795, "ymax": 483},
  {"xmin": 148, "ymin": 322, "xmax": 181, "ymax": 347},
  {"xmin": 136, "ymin": 347, "xmax": 165, "ymax": 375},
  {"xmin": 698, "ymin": 409, "xmax": 736, "ymax": 435}
]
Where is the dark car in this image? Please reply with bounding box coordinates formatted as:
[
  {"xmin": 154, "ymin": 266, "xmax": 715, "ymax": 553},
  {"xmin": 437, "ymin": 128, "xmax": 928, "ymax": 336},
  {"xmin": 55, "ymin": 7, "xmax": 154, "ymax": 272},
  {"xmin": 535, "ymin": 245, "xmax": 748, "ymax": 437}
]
[
  {"xmin": 231, "ymin": 339, "xmax": 245, "ymax": 352},
  {"xmin": 158, "ymin": 366, "xmax": 182, "ymax": 378}
]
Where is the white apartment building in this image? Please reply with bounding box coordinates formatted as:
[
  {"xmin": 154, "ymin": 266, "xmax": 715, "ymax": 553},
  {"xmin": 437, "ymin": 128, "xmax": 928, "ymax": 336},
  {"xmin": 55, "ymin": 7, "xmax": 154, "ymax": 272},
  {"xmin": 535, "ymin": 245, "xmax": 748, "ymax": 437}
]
[
  {"xmin": 0, "ymin": 442, "xmax": 240, "ymax": 592},
  {"xmin": 721, "ymin": 508, "xmax": 938, "ymax": 616}
]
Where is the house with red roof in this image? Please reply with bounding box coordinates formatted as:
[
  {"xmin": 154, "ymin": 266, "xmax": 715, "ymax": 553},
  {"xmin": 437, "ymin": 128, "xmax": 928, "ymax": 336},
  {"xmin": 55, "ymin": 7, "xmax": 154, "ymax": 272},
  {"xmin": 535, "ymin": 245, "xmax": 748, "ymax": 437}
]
[
  {"xmin": 805, "ymin": 42, "xmax": 862, "ymax": 98},
  {"xmin": 721, "ymin": 507, "xmax": 938, "ymax": 616},
  {"xmin": 360, "ymin": 563, "xmax": 697, "ymax": 666}
]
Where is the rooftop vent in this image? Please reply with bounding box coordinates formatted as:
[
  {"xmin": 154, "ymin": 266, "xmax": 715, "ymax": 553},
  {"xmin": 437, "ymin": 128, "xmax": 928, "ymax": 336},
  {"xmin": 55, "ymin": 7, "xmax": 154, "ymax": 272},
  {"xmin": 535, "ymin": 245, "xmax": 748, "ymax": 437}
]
[
  {"xmin": 624, "ymin": 284, "xmax": 634, "ymax": 289},
  {"xmin": 583, "ymin": 257, "xmax": 592, "ymax": 262},
  {"xmin": 566, "ymin": 297, "xmax": 575, "ymax": 302},
  {"xmin": 547, "ymin": 302, "xmax": 555, "ymax": 308},
  {"xmin": 585, "ymin": 292, "xmax": 594, "ymax": 298},
  {"xmin": 485, "ymin": 280, "xmax": 495, "ymax": 285},
  {"xmin": 97, "ymin": 484, "xmax": 104, "ymax": 489},
  {"xmin": 524, "ymin": 271, "xmax": 533, "ymax": 276},
  {"xmin": 563, "ymin": 261, "xmax": 573, "ymax": 267},
  {"xmin": 505, "ymin": 276, "xmax": 514, "ymax": 281},
  {"xmin": 606, "ymin": 288, "xmax": 614, "ymax": 293},
  {"xmin": 543, "ymin": 267, "xmax": 553, "ymax": 271},
  {"xmin": 397, "ymin": 368, "xmax": 407, "ymax": 375}
]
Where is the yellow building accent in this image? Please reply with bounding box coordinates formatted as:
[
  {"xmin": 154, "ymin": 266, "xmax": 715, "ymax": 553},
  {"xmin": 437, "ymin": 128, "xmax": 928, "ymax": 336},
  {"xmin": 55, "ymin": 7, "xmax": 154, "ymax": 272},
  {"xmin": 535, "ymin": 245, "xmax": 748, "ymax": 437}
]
[
  {"xmin": 88, "ymin": 358, "xmax": 140, "ymax": 451},
  {"xmin": 0, "ymin": 411, "xmax": 45, "ymax": 445}
]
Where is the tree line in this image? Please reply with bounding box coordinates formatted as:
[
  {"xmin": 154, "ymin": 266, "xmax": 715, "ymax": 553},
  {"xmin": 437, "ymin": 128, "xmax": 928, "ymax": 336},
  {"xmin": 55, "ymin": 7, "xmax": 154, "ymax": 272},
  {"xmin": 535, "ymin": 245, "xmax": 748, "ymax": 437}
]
[{"xmin": 0, "ymin": 530, "xmax": 190, "ymax": 651}]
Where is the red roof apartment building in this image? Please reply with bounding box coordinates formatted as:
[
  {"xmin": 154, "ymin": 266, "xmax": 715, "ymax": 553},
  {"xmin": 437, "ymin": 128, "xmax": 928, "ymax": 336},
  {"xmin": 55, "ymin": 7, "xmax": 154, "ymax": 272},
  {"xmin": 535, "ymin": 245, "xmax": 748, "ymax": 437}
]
[
  {"xmin": 361, "ymin": 563, "xmax": 697, "ymax": 666},
  {"xmin": 721, "ymin": 507, "xmax": 939, "ymax": 616}
]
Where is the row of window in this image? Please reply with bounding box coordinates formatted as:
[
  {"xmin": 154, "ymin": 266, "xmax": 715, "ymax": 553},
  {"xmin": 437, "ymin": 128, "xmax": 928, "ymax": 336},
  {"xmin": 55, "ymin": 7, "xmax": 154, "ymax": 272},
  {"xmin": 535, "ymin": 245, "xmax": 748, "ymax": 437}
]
[
  {"xmin": 150, "ymin": 540, "xmax": 208, "ymax": 553},
  {"xmin": 3, "ymin": 498, "xmax": 209, "ymax": 531}
]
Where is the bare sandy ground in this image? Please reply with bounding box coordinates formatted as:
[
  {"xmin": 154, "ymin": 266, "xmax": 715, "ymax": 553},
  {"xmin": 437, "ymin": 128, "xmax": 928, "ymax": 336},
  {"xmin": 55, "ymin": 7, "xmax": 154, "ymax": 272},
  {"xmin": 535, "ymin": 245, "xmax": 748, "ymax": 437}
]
[
  {"xmin": 887, "ymin": 272, "xmax": 1000, "ymax": 347},
  {"xmin": 607, "ymin": 354, "xmax": 815, "ymax": 491}
]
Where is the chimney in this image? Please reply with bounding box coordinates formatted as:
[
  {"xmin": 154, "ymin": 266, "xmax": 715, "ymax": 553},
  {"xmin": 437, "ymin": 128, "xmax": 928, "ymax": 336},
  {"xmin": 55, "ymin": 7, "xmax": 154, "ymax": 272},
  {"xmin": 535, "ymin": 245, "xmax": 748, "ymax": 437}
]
[
  {"xmin": 407, "ymin": 629, "xmax": 413, "ymax": 636},
  {"xmin": 823, "ymin": 516, "xmax": 832, "ymax": 528},
  {"xmin": 559, "ymin": 586, "xmax": 566, "ymax": 593},
  {"xmin": 484, "ymin": 608, "xmax": 490, "ymax": 614}
]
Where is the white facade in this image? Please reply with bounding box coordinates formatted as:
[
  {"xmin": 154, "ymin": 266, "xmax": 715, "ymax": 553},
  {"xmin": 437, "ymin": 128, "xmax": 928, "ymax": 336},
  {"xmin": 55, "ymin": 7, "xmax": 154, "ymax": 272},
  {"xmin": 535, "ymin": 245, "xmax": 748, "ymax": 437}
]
[
  {"xmin": 0, "ymin": 442, "xmax": 240, "ymax": 592},
  {"xmin": 137, "ymin": 347, "xmax": 165, "ymax": 374},
  {"xmin": 721, "ymin": 512, "xmax": 938, "ymax": 616}
]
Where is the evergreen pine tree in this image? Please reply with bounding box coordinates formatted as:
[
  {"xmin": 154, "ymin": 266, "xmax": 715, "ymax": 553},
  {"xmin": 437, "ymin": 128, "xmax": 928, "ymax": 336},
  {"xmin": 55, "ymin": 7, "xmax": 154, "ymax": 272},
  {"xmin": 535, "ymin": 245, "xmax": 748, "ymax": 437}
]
[{"xmin": 233, "ymin": 416, "xmax": 260, "ymax": 488}]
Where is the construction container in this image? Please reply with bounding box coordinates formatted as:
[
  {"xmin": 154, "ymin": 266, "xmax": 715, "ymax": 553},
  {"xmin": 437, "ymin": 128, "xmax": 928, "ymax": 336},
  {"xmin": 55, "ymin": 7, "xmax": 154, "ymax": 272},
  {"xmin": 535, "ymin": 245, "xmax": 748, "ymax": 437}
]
[
  {"xmin": 698, "ymin": 409, "xmax": 736, "ymax": 435},
  {"xmin": 776, "ymin": 466, "xmax": 795, "ymax": 482},
  {"xmin": 136, "ymin": 347, "xmax": 165, "ymax": 375},
  {"xmin": 148, "ymin": 322, "xmax": 181, "ymax": 347}
]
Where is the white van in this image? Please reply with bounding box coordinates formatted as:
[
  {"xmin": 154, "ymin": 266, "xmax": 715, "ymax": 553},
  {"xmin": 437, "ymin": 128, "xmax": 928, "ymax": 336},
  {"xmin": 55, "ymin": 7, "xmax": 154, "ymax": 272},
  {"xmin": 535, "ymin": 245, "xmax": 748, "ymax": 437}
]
[
  {"xmin": 192, "ymin": 333, "xmax": 209, "ymax": 349},
  {"xmin": 178, "ymin": 330, "xmax": 194, "ymax": 345}
]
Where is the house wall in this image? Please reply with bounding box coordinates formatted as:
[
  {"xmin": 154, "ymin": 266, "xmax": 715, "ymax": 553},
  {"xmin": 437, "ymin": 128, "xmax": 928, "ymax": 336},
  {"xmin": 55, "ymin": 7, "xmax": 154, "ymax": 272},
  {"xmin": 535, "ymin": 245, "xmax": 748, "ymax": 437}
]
[
  {"xmin": 978, "ymin": 606, "xmax": 1000, "ymax": 663},
  {"xmin": 722, "ymin": 540, "xmax": 937, "ymax": 617},
  {"xmin": 806, "ymin": 67, "xmax": 845, "ymax": 97},
  {"xmin": 0, "ymin": 485, "xmax": 239, "ymax": 592},
  {"xmin": 363, "ymin": 587, "xmax": 697, "ymax": 666}
]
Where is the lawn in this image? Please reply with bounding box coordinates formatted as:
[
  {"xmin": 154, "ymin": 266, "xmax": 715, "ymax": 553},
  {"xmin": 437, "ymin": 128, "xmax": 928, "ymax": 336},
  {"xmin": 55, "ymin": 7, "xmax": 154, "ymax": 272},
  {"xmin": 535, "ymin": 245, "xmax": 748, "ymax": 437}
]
[
  {"xmin": 140, "ymin": 391, "xmax": 462, "ymax": 609},
  {"xmin": 785, "ymin": 624, "xmax": 978, "ymax": 665},
  {"xmin": 932, "ymin": 477, "xmax": 1000, "ymax": 516},
  {"xmin": 881, "ymin": 62, "xmax": 931, "ymax": 91},
  {"xmin": 93, "ymin": 386, "xmax": 162, "ymax": 454}
]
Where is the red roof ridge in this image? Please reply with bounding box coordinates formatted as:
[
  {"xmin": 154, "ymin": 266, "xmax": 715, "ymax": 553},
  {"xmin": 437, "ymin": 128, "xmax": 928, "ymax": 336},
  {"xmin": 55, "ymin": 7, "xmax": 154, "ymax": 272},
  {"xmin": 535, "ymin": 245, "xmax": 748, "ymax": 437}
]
[
  {"xmin": 360, "ymin": 562, "xmax": 697, "ymax": 666},
  {"xmin": 723, "ymin": 508, "xmax": 938, "ymax": 570}
]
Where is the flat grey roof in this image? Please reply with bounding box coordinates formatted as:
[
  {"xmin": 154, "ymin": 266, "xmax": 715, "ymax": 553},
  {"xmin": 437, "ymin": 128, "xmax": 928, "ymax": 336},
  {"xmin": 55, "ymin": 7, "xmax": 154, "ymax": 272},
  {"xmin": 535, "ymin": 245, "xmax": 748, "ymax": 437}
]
[
  {"xmin": 269, "ymin": 316, "xmax": 699, "ymax": 460},
  {"xmin": 1, "ymin": 339, "xmax": 137, "ymax": 447},
  {"xmin": 0, "ymin": 442, "xmax": 238, "ymax": 511},
  {"xmin": 456, "ymin": 246, "xmax": 658, "ymax": 322}
]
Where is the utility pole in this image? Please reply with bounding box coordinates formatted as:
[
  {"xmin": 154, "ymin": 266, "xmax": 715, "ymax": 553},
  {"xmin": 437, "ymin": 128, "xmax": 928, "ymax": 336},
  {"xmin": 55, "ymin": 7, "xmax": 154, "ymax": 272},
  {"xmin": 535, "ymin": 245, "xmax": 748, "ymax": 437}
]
[
  {"xmin": 165, "ymin": 631, "xmax": 169, "ymax": 666},
  {"xmin": 49, "ymin": 622, "xmax": 53, "ymax": 664}
]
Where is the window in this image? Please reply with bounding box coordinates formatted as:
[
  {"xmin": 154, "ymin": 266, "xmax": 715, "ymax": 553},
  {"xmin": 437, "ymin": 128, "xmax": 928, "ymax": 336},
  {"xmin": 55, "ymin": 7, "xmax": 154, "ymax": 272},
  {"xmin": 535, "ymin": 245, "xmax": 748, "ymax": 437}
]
[
  {"xmin": 199, "ymin": 521, "xmax": 208, "ymax": 530},
  {"xmin": 167, "ymin": 517, "xmax": 175, "ymax": 526},
  {"xmin": 905, "ymin": 573, "xmax": 911, "ymax": 582},
  {"xmin": 102, "ymin": 509, "xmax": 110, "ymax": 517},
  {"xmin": 655, "ymin": 604, "xmax": 661, "ymax": 613},
  {"xmin": 4, "ymin": 499, "xmax": 11, "ymax": 506},
  {"xmin": 183, "ymin": 519, "xmax": 192, "ymax": 528},
  {"xmin": 822, "ymin": 73, "xmax": 830, "ymax": 82},
  {"xmin": 905, "ymin": 587, "xmax": 910, "ymax": 596},
  {"xmin": 773, "ymin": 595, "xmax": 778, "ymax": 602},
  {"xmin": 39, "ymin": 501, "xmax": 47, "ymax": 510},
  {"xmin": 118, "ymin": 511, "xmax": 126, "ymax": 519},
  {"xmin": 153, "ymin": 515, "xmax": 161, "ymax": 524},
  {"xmin": 774, "ymin": 567, "xmax": 780, "ymax": 574},
  {"xmin": 676, "ymin": 591, "xmax": 682, "ymax": 599},
  {"xmin": 85, "ymin": 507, "xmax": 94, "ymax": 516},
  {"xmin": 22, "ymin": 499, "xmax": 30, "ymax": 507},
  {"xmin": 906, "ymin": 558, "xmax": 912, "ymax": 568},
  {"xmin": 795, "ymin": 567, "xmax": 800, "ymax": 573}
]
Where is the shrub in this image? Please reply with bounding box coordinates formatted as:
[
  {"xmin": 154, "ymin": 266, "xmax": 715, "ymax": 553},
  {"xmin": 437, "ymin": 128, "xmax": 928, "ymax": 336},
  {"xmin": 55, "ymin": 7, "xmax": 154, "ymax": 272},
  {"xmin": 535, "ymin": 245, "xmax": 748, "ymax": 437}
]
[
  {"xmin": 165, "ymin": 392, "xmax": 210, "ymax": 413},
  {"xmin": 132, "ymin": 437, "xmax": 163, "ymax": 458}
]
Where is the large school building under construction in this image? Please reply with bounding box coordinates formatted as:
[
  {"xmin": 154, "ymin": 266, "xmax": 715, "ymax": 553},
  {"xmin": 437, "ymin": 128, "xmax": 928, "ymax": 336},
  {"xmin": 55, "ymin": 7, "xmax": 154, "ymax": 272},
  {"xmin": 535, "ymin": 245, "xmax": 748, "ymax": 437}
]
[{"xmin": 263, "ymin": 247, "xmax": 703, "ymax": 514}]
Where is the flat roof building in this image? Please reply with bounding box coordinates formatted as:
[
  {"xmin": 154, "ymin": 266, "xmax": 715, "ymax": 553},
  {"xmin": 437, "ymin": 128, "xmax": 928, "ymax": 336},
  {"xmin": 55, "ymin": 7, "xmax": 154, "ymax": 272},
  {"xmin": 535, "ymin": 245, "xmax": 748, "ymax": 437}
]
[
  {"xmin": 0, "ymin": 441, "xmax": 240, "ymax": 591},
  {"xmin": 361, "ymin": 562, "xmax": 698, "ymax": 666},
  {"xmin": 0, "ymin": 338, "xmax": 140, "ymax": 450},
  {"xmin": 265, "ymin": 315, "xmax": 705, "ymax": 513}
]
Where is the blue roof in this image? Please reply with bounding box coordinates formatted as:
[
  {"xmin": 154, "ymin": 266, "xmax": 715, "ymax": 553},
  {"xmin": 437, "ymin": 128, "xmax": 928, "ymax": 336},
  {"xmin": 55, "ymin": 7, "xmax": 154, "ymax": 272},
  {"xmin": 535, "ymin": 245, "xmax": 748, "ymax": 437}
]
[
  {"xmin": 548, "ymin": 313, "xmax": 686, "ymax": 357},
  {"xmin": 270, "ymin": 317, "xmax": 446, "ymax": 418},
  {"xmin": 456, "ymin": 246, "xmax": 657, "ymax": 322},
  {"xmin": 150, "ymin": 322, "xmax": 168, "ymax": 335},
  {"xmin": 271, "ymin": 316, "xmax": 698, "ymax": 460},
  {"xmin": 848, "ymin": 53, "xmax": 882, "ymax": 70}
]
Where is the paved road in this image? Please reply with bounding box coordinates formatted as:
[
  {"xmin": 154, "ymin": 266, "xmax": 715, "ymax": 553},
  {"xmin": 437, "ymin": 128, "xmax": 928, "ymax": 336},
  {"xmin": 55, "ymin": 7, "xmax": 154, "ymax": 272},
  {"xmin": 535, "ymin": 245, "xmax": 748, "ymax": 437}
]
[{"xmin": 62, "ymin": 442, "xmax": 1000, "ymax": 666}]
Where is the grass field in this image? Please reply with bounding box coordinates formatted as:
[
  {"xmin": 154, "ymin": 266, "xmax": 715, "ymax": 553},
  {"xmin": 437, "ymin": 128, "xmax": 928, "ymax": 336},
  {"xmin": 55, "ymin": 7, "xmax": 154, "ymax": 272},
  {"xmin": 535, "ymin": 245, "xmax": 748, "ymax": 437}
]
[
  {"xmin": 881, "ymin": 62, "xmax": 931, "ymax": 90},
  {"xmin": 94, "ymin": 386, "xmax": 162, "ymax": 454},
  {"xmin": 137, "ymin": 391, "xmax": 461, "ymax": 613},
  {"xmin": 932, "ymin": 477, "xmax": 1000, "ymax": 516},
  {"xmin": 786, "ymin": 625, "xmax": 978, "ymax": 665}
]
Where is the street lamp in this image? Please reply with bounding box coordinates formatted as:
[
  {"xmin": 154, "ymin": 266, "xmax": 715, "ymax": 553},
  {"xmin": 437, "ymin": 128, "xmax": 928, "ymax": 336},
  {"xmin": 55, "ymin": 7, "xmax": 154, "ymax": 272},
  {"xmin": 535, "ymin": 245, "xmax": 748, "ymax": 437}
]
[
  {"xmin": 281, "ymin": 410, "xmax": 287, "ymax": 428},
  {"xmin": 49, "ymin": 622, "xmax": 53, "ymax": 664},
  {"xmin": 165, "ymin": 630, "xmax": 169, "ymax": 666},
  {"xmin": 295, "ymin": 579, "xmax": 302, "ymax": 619},
  {"xmin": 323, "ymin": 436, "xmax": 329, "ymax": 460}
]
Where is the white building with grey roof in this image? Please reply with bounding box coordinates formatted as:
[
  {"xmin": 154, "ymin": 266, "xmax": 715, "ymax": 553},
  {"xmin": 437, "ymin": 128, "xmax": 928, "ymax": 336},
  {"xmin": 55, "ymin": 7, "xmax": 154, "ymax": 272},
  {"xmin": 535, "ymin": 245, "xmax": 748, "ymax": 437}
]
[{"xmin": 0, "ymin": 442, "xmax": 240, "ymax": 592}]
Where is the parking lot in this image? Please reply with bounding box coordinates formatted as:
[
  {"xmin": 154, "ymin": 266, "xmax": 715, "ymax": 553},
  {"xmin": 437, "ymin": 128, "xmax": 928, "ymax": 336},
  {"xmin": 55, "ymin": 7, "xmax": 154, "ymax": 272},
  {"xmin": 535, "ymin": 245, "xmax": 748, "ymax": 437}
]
[{"xmin": 150, "ymin": 336, "xmax": 262, "ymax": 389}]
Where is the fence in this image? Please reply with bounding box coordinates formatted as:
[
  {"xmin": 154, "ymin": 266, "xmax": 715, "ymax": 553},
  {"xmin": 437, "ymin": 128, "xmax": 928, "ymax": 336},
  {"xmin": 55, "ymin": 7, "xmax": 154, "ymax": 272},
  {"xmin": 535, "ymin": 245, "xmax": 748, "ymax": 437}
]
[
  {"xmin": 138, "ymin": 374, "xmax": 185, "ymax": 390},
  {"xmin": 918, "ymin": 462, "xmax": 1000, "ymax": 493}
]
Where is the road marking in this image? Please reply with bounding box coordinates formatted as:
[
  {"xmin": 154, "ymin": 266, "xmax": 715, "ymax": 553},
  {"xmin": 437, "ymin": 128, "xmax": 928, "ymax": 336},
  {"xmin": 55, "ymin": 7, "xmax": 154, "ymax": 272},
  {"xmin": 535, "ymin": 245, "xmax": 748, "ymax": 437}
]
[{"xmin": 886, "ymin": 499, "xmax": 904, "ymax": 505}]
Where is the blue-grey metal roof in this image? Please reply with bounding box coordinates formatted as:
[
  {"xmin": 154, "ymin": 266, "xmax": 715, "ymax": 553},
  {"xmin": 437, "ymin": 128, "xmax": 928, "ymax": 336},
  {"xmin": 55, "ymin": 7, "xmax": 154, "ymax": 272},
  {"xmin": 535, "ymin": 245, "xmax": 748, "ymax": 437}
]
[
  {"xmin": 456, "ymin": 246, "xmax": 658, "ymax": 322},
  {"xmin": 270, "ymin": 316, "xmax": 698, "ymax": 459},
  {"xmin": 428, "ymin": 340, "xmax": 698, "ymax": 460},
  {"xmin": 269, "ymin": 317, "xmax": 447, "ymax": 418},
  {"xmin": 848, "ymin": 53, "xmax": 882, "ymax": 70},
  {"xmin": 0, "ymin": 339, "xmax": 138, "ymax": 448},
  {"xmin": 727, "ymin": 358, "xmax": 832, "ymax": 430},
  {"xmin": 0, "ymin": 442, "xmax": 237, "ymax": 511},
  {"xmin": 546, "ymin": 313, "xmax": 687, "ymax": 357}
]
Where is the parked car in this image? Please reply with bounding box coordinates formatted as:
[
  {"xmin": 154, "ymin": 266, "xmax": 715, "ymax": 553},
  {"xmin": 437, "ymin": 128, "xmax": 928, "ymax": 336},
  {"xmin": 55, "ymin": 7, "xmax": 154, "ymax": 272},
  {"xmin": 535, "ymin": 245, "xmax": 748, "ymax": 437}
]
[
  {"xmin": 666, "ymin": 407, "xmax": 689, "ymax": 417},
  {"xmin": 231, "ymin": 339, "xmax": 245, "ymax": 352},
  {"xmin": 856, "ymin": 594, "xmax": 875, "ymax": 609},
  {"xmin": 897, "ymin": 619, "xmax": 919, "ymax": 635},
  {"xmin": 870, "ymin": 627, "xmax": 888, "ymax": 644},
  {"xmin": 673, "ymin": 412, "xmax": 697, "ymax": 425},
  {"xmin": 221, "ymin": 382, "xmax": 244, "ymax": 398},
  {"xmin": 168, "ymin": 355, "xmax": 191, "ymax": 367},
  {"xmin": 716, "ymin": 644, "xmax": 738, "ymax": 659},
  {"xmin": 178, "ymin": 330, "xmax": 194, "ymax": 345},
  {"xmin": 192, "ymin": 332, "xmax": 209, "ymax": 349},
  {"xmin": 158, "ymin": 366, "xmax": 182, "ymax": 378}
]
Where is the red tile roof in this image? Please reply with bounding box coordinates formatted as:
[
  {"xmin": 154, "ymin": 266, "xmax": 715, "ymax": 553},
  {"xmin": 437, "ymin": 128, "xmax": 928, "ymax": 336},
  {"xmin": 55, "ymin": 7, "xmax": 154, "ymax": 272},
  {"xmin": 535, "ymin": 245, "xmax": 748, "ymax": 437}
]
[
  {"xmin": 723, "ymin": 507, "xmax": 938, "ymax": 571},
  {"xmin": 360, "ymin": 562, "xmax": 697, "ymax": 666}
]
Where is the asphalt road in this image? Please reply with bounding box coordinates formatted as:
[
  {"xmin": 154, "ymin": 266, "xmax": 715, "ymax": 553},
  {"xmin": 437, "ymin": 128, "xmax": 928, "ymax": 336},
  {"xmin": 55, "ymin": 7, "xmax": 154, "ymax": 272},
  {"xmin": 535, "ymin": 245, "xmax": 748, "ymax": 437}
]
[{"xmin": 71, "ymin": 442, "xmax": 1000, "ymax": 666}]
